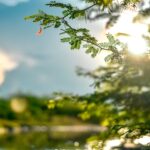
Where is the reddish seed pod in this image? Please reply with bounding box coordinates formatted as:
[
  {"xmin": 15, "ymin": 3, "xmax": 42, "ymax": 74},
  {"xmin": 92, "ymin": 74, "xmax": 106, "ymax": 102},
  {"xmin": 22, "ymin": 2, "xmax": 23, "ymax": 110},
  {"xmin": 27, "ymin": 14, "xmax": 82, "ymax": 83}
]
[{"xmin": 36, "ymin": 27, "xmax": 43, "ymax": 35}]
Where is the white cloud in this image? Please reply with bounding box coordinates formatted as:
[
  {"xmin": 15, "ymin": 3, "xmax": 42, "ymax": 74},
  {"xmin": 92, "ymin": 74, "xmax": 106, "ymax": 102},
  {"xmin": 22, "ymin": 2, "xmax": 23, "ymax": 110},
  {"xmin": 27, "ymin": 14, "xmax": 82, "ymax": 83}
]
[
  {"xmin": 0, "ymin": 0, "xmax": 29, "ymax": 6},
  {"xmin": 0, "ymin": 51, "xmax": 18, "ymax": 85},
  {"xmin": 12, "ymin": 53, "xmax": 38, "ymax": 68}
]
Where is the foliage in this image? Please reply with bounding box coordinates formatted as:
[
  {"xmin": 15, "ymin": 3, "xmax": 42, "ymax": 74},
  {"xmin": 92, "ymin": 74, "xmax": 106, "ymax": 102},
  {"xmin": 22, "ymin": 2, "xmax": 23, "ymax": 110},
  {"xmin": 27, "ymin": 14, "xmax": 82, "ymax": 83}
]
[
  {"xmin": 0, "ymin": 94, "xmax": 89, "ymax": 127},
  {"xmin": 25, "ymin": 0, "xmax": 138, "ymax": 59},
  {"xmin": 76, "ymin": 56, "xmax": 150, "ymax": 137},
  {"xmin": 25, "ymin": 0, "xmax": 150, "ymax": 148}
]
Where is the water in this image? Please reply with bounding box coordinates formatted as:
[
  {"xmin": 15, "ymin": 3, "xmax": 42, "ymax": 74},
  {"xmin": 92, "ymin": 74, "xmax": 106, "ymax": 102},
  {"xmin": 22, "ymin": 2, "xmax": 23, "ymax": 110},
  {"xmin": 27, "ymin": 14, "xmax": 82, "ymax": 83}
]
[{"xmin": 0, "ymin": 130, "xmax": 98, "ymax": 150}]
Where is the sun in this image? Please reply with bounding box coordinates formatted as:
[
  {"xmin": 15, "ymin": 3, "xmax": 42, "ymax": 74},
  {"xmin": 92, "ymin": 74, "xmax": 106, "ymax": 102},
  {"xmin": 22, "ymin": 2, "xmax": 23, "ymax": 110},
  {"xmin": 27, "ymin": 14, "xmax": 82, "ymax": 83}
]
[
  {"xmin": 107, "ymin": 10, "xmax": 149, "ymax": 55},
  {"xmin": 117, "ymin": 35, "xmax": 148, "ymax": 55},
  {"xmin": 126, "ymin": 36, "xmax": 148, "ymax": 55}
]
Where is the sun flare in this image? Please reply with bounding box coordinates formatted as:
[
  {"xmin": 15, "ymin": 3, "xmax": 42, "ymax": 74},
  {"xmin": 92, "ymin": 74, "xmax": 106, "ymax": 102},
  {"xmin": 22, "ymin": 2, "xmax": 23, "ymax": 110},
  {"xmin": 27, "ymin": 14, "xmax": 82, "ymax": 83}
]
[
  {"xmin": 107, "ymin": 10, "xmax": 149, "ymax": 55},
  {"xmin": 118, "ymin": 35, "xmax": 148, "ymax": 55},
  {"xmin": 126, "ymin": 37, "xmax": 148, "ymax": 55}
]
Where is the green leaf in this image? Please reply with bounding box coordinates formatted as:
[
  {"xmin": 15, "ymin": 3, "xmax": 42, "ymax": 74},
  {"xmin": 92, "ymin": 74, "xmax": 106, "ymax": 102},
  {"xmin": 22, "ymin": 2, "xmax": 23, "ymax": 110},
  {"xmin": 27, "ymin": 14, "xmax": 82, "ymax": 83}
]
[
  {"xmin": 54, "ymin": 21, "xmax": 61, "ymax": 28},
  {"xmin": 61, "ymin": 37, "xmax": 70, "ymax": 42},
  {"xmin": 24, "ymin": 15, "xmax": 37, "ymax": 20}
]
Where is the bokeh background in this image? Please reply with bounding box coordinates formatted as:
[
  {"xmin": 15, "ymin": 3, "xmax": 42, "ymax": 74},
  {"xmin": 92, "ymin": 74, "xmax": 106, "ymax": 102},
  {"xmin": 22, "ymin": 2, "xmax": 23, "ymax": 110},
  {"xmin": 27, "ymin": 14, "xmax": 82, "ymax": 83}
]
[{"xmin": 1, "ymin": 1, "xmax": 150, "ymax": 149}]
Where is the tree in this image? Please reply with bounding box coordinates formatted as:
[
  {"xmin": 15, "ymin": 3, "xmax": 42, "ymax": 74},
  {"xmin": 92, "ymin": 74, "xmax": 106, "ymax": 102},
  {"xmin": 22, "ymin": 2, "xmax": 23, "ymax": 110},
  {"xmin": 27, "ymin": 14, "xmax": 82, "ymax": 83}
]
[{"xmin": 25, "ymin": 0, "xmax": 150, "ymax": 148}]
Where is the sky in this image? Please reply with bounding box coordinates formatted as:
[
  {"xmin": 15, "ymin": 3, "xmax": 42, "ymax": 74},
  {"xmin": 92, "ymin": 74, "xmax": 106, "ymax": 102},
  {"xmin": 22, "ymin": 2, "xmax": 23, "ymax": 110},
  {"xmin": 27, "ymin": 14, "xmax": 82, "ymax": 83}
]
[
  {"xmin": 0, "ymin": 0, "xmax": 104, "ymax": 96},
  {"xmin": 0, "ymin": 0, "xmax": 149, "ymax": 97}
]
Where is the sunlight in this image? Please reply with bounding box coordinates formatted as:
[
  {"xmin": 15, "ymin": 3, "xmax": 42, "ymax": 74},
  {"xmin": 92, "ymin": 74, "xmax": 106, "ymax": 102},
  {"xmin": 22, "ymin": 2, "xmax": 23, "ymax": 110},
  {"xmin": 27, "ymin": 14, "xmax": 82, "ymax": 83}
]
[
  {"xmin": 118, "ymin": 35, "xmax": 148, "ymax": 55},
  {"xmin": 107, "ymin": 10, "xmax": 149, "ymax": 55},
  {"xmin": 134, "ymin": 136, "xmax": 150, "ymax": 145},
  {"xmin": 128, "ymin": 38, "xmax": 148, "ymax": 55},
  {"xmin": 104, "ymin": 139, "xmax": 122, "ymax": 150}
]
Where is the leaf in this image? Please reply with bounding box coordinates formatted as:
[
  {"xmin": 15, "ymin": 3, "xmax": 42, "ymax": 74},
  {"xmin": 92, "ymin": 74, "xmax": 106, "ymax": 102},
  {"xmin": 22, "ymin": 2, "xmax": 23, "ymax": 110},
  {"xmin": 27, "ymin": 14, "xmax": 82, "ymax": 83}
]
[
  {"xmin": 79, "ymin": 111, "xmax": 91, "ymax": 120},
  {"xmin": 61, "ymin": 37, "xmax": 71, "ymax": 42},
  {"xmin": 24, "ymin": 15, "xmax": 37, "ymax": 20},
  {"xmin": 105, "ymin": 53, "xmax": 113, "ymax": 62},
  {"xmin": 38, "ymin": 9, "xmax": 46, "ymax": 15},
  {"xmin": 54, "ymin": 21, "xmax": 61, "ymax": 28},
  {"xmin": 46, "ymin": 1, "xmax": 72, "ymax": 9},
  {"xmin": 115, "ymin": 32, "xmax": 130, "ymax": 37},
  {"xmin": 48, "ymin": 100, "xmax": 56, "ymax": 109}
]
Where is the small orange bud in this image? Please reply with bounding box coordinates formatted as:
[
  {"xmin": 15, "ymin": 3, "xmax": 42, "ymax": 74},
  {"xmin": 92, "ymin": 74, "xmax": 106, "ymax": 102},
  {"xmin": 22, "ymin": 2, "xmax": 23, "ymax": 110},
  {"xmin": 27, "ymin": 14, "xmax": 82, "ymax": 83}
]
[{"xmin": 36, "ymin": 27, "xmax": 43, "ymax": 36}]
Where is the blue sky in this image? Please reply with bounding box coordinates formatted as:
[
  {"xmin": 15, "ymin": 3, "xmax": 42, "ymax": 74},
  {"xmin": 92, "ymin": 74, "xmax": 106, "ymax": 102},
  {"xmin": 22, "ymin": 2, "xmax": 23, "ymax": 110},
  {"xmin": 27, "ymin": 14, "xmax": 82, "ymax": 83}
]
[{"xmin": 0, "ymin": 0, "xmax": 103, "ymax": 96}]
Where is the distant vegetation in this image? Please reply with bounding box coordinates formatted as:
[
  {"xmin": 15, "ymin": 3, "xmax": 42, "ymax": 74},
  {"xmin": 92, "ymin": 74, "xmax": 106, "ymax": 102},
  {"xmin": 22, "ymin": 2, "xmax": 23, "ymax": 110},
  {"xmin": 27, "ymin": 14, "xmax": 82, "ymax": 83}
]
[{"xmin": 0, "ymin": 93, "xmax": 100, "ymax": 128}]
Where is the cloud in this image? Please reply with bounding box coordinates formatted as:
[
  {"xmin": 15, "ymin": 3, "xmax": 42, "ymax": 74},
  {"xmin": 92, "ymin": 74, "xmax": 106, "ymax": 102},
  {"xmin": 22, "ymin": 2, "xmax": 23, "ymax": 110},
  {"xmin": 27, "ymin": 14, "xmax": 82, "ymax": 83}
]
[
  {"xmin": 12, "ymin": 53, "xmax": 38, "ymax": 68},
  {"xmin": 0, "ymin": 51, "xmax": 18, "ymax": 85},
  {"xmin": 0, "ymin": 0, "xmax": 29, "ymax": 6}
]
